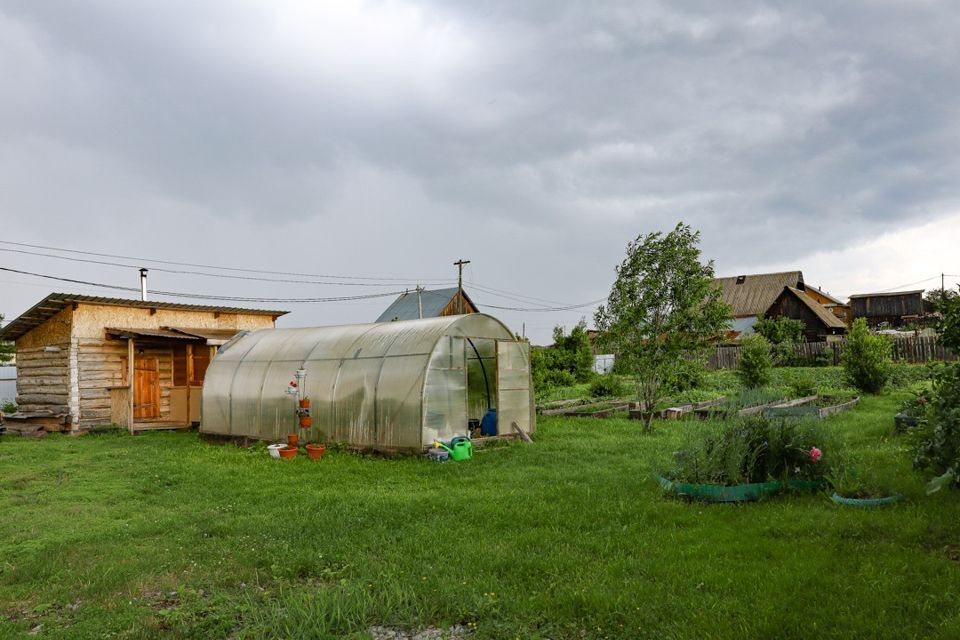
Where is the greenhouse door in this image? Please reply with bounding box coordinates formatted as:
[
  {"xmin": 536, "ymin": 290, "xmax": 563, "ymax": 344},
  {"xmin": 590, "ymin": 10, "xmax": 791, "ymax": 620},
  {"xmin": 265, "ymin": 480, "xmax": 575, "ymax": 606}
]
[{"xmin": 495, "ymin": 340, "xmax": 531, "ymax": 435}]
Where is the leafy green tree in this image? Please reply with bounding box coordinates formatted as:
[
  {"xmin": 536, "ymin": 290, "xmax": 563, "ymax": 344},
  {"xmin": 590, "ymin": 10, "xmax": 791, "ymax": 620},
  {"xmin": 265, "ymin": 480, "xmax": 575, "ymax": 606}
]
[
  {"xmin": 935, "ymin": 292, "xmax": 960, "ymax": 352},
  {"xmin": 0, "ymin": 314, "xmax": 14, "ymax": 365},
  {"xmin": 924, "ymin": 288, "xmax": 959, "ymax": 314},
  {"xmin": 753, "ymin": 314, "xmax": 804, "ymax": 366},
  {"xmin": 531, "ymin": 319, "xmax": 594, "ymax": 390},
  {"xmin": 594, "ymin": 222, "xmax": 730, "ymax": 432},
  {"xmin": 737, "ymin": 334, "xmax": 773, "ymax": 388},
  {"xmin": 841, "ymin": 318, "xmax": 892, "ymax": 393},
  {"xmin": 754, "ymin": 314, "xmax": 804, "ymax": 344}
]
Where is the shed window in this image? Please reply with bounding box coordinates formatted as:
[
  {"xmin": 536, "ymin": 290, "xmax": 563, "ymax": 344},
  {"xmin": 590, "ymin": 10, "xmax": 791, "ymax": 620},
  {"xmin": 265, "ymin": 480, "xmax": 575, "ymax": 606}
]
[
  {"xmin": 735, "ymin": 275, "xmax": 746, "ymax": 285},
  {"xmin": 173, "ymin": 344, "xmax": 210, "ymax": 386}
]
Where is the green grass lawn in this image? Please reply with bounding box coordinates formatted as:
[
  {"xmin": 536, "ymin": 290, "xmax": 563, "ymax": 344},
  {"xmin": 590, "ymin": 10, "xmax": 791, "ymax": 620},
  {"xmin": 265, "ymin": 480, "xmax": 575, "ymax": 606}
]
[{"xmin": 2, "ymin": 391, "xmax": 959, "ymax": 638}]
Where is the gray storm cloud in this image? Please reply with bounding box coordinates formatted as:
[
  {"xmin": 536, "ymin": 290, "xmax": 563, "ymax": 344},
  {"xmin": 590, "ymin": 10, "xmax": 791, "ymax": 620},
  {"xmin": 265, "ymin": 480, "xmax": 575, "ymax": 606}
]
[{"xmin": 1, "ymin": 1, "xmax": 958, "ymax": 342}]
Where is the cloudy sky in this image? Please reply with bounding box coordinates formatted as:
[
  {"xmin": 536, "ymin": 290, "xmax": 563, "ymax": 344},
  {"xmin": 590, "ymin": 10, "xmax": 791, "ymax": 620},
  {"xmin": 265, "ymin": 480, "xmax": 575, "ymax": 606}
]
[{"xmin": 1, "ymin": 0, "xmax": 959, "ymax": 343}]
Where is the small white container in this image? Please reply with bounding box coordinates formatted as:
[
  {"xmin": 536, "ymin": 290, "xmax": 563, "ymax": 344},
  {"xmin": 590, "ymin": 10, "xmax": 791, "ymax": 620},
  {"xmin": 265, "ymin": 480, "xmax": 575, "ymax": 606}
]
[{"xmin": 267, "ymin": 443, "xmax": 287, "ymax": 459}]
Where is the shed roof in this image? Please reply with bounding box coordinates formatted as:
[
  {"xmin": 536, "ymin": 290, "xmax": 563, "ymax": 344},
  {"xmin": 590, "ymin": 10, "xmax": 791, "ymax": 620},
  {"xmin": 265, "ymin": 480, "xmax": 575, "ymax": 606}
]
[
  {"xmin": 848, "ymin": 289, "xmax": 924, "ymax": 300},
  {"xmin": 0, "ymin": 292, "xmax": 288, "ymax": 342},
  {"xmin": 781, "ymin": 287, "xmax": 847, "ymax": 329},
  {"xmin": 376, "ymin": 287, "xmax": 477, "ymax": 322},
  {"xmin": 713, "ymin": 271, "xmax": 804, "ymax": 316}
]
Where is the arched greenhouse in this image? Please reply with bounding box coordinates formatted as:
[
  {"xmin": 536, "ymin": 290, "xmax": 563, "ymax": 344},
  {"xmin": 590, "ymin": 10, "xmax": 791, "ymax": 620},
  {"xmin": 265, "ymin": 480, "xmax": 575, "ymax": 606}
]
[{"xmin": 200, "ymin": 314, "xmax": 534, "ymax": 450}]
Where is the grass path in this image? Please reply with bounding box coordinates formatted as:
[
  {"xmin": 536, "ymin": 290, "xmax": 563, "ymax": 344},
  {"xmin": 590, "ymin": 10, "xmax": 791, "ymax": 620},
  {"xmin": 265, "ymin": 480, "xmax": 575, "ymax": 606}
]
[{"xmin": 1, "ymin": 392, "xmax": 959, "ymax": 638}]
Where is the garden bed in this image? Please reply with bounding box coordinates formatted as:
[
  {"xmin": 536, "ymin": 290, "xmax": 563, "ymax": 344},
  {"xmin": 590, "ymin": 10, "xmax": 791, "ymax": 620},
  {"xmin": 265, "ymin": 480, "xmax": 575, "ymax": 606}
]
[
  {"xmin": 763, "ymin": 396, "xmax": 860, "ymax": 420},
  {"xmin": 694, "ymin": 392, "xmax": 787, "ymax": 420}
]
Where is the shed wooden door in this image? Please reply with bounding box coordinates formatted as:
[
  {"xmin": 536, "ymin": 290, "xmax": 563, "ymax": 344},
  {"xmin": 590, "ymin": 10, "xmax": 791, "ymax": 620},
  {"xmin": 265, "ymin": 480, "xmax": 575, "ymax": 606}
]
[{"xmin": 134, "ymin": 357, "xmax": 161, "ymax": 419}]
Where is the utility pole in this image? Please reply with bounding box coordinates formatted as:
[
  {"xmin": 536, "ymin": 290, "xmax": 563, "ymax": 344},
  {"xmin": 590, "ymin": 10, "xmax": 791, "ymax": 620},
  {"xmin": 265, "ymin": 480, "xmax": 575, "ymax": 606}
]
[
  {"xmin": 454, "ymin": 259, "xmax": 471, "ymax": 314},
  {"xmin": 416, "ymin": 286, "xmax": 423, "ymax": 319}
]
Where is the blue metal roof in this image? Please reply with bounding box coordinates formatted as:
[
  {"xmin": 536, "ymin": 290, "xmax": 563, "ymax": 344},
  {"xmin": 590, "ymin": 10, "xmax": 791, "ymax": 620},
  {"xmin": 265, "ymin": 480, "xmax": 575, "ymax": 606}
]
[{"xmin": 376, "ymin": 287, "xmax": 472, "ymax": 322}]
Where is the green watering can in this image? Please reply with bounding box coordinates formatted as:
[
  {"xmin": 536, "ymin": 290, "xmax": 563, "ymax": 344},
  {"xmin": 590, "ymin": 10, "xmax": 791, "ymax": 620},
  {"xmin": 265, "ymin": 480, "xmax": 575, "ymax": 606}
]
[{"xmin": 434, "ymin": 436, "xmax": 473, "ymax": 462}]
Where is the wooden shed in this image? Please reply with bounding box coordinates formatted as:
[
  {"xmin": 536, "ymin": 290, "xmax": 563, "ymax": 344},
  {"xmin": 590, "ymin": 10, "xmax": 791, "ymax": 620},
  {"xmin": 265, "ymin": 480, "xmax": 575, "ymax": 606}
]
[
  {"xmin": 849, "ymin": 290, "xmax": 925, "ymax": 328},
  {"xmin": 376, "ymin": 287, "xmax": 478, "ymax": 322},
  {"xmin": 0, "ymin": 293, "xmax": 286, "ymax": 435},
  {"xmin": 766, "ymin": 287, "xmax": 847, "ymax": 342}
]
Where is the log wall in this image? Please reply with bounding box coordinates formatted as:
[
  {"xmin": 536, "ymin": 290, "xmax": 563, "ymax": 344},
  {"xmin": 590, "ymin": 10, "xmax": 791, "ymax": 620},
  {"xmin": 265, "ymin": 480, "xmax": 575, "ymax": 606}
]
[
  {"xmin": 14, "ymin": 307, "xmax": 72, "ymax": 416},
  {"xmin": 75, "ymin": 338, "xmax": 174, "ymax": 427}
]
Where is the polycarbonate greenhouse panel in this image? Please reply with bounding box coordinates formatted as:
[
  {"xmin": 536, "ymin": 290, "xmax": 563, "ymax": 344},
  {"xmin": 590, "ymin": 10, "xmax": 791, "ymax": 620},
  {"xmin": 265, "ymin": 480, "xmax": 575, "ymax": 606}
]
[
  {"xmin": 375, "ymin": 354, "xmax": 429, "ymax": 448},
  {"xmin": 496, "ymin": 340, "xmax": 532, "ymax": 435},
  {"xmin": 200, "ymin": 314, "xmax": 531, "ymax": 449},
  {"xmin": 423, "ymin": 335, "xmax": 467, "ymax": 445}
]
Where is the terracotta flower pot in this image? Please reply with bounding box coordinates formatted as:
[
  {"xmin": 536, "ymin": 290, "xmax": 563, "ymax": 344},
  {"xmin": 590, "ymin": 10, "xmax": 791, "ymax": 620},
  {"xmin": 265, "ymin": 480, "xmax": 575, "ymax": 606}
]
[
  {"xmin": 299, "ymin": 416, "xmax": 313, "ymax": 428},
  {"xmin": 278, "ymin": 445, "xmax": 298, "ymax": 460},
  {"xmin": 306, "ymin": 443, "xmax": 326, "ymax": 461},
  {"xmin": 299, "ymin": 398, "xmax": 311, "ymax": 409},
  {"xmin": 287, "ymin": 433, "xmax": 299, "ymax": 446}
]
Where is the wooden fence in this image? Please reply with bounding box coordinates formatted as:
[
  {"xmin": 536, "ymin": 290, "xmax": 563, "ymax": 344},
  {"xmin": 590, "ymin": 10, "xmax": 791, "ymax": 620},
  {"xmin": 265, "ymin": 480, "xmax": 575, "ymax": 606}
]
[{"xmin": 709, "ymin": 336, "xmax": 956, "ymax": 370}]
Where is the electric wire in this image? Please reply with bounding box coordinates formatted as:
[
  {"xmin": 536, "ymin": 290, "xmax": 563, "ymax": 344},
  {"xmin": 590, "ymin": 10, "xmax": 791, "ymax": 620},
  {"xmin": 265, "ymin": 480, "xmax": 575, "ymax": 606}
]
[
  {"xmin": 0, "ymin": 240, "xmax": 451, "ymax": 283},
  {"xmin": 0, "ymin": 247, "xmax": 455, "ymax": 288},
  {"xmin": 0, "ymin": 266, "xmax": 405, "ymax": 304},
  {"xmin": 0, "ymin": 240, "xmax": 598, "ymax": 308}
]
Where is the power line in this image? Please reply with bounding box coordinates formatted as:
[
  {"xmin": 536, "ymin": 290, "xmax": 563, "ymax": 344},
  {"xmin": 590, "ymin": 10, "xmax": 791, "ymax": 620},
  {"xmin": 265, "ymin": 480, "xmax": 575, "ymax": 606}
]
[
  {"xmin": 875, "ymin": 275, "xmax": 941, "ymax": 293},
  {"xmin": 0, "ymin": 266, "xmax": 405, "ymax": 304},
  {"xmin": 477, "ymin": 298, "xmax": 607, "ymax": 312},
  {"xmin": 0, "ymin": 246, "xmax": 455, "ymax": 288},
  {"xmin": 1, "ymin": 239, "xmax": 608, "ymax": 309},
  {"xmin": 0, "ymin": 240, "xmax": 451, "ymax": 283}
]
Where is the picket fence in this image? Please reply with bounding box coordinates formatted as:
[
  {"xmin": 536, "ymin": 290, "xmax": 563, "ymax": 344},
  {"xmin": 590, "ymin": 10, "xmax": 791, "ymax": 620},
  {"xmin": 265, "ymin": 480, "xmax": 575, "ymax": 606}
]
[{"xmin": 709, "ymin": 336, "xmax": 956, "ymax": 370}]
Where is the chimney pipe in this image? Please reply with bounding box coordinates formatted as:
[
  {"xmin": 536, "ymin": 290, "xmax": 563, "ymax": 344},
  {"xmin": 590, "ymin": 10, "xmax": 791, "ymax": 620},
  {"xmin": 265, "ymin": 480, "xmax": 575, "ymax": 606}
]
[{"xmin": 139, "ymin": 268, "xmax": 148, "ymax": 301}]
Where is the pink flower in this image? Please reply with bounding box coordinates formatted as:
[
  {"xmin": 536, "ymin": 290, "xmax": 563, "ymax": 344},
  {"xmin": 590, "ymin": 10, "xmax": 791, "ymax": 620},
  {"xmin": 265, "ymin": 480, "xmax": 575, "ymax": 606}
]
[{"xmin": 809, "ymin": 447, "xmax": 822, "ymax": 462}]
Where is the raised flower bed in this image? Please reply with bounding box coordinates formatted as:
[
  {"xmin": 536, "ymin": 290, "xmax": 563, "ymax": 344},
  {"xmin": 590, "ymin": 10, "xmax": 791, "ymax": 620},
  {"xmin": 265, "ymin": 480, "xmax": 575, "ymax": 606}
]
[{"xmin": 659, "ymin": 415, "xmax": 831, "ymax": 503}]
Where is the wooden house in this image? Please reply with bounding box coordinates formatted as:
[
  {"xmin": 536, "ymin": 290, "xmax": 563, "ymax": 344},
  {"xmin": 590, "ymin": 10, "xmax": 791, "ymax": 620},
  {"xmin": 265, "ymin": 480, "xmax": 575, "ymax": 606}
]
[
  {"xmin": 804, "ymin": 285, "xmax": 851, "ymax": 325},
  {"xmin": 765, "ymin": 287, "xmax": 847, "ymax": 342},
  {"xmin": 0, "ymin": 293, "xmax": 286, "ymax": 435},
  {"xmin": 849, "ymin": 290, "xmax": 925, "ymax": 328},
  {"xmin": 713, "ymin": 271, "xmax": 805, "ymax": 337},
  {"xmin": 376, "ymin": 287, "xmax": 478, "ymax": 322}
]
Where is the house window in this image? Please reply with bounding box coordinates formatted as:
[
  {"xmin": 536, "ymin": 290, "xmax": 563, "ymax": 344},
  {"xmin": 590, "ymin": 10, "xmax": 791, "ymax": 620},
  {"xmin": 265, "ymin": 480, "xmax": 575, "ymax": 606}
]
[{"xmin": 736, "ymin": 275, "xmax": 746, "ymax": 285}]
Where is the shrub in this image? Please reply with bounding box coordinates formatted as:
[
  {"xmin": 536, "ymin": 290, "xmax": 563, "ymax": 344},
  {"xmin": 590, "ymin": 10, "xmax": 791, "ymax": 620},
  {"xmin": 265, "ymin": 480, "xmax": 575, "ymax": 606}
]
[
  {"xmin": 913, "ymin": 297, "xmax": 960, "ymax": 492},
  {"xmin": 754, "ymin": 315, "xmax": 805, "ymax": 345},
  {"xmin": 667, "ymin": 357, "xmax": 707, "ymax": 393},
  {"xmin": 737, "ymin": 334, "xmax": 772, "ymax": 388},
  {"xmin": 667, "ymin": 415, "xmax": 833, "ymax": 485},
  {"xmin": 541, "ymin": 369, "xmax": 576, "ymax": 388},
  {"xmin": 589, "ymin": 375, "xmax": 626, "ymax": 398},
  {"xmin": 531, "ymin": 320, "xmax": 595, "ymax": 391},
  {"xmin": 1, "ymin": 400, "xmax": 15, "ymax": 414},
  {"xmin": 842, "ymin": 318, "xmax": 892, "ymax": 393},
  {"xmin": 913, "ymin": 363, "xmax": 960, "ymax": 492},
  {"xmin": 785, "ymin": 370, "xmax": 817, "ymax": 398}
]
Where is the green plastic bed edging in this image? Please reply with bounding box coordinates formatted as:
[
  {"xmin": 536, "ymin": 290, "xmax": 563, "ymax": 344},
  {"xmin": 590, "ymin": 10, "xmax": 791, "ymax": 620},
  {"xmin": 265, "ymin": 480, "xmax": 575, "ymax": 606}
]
[
  {"xmin": 657, "ymin": 475, "xmax": 783, "ymax": 503},
  {"xmin": 830, "ymin": 492, "xmax": 903, "ymax": 507}
]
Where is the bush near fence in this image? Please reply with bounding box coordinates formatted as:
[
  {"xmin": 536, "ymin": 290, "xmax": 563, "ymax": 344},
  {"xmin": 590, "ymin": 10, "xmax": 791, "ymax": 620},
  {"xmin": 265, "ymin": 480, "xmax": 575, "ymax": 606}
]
[{"xmin": 709, "ymin": 336, "xmax": 956, "ymax": 370}]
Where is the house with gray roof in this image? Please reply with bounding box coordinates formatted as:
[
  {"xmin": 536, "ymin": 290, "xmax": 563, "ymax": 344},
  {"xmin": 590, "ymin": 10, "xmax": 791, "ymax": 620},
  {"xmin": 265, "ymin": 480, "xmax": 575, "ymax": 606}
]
[{"xmin": 376, "ymin": 287, "xmax": 478, "ymax": 323}]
